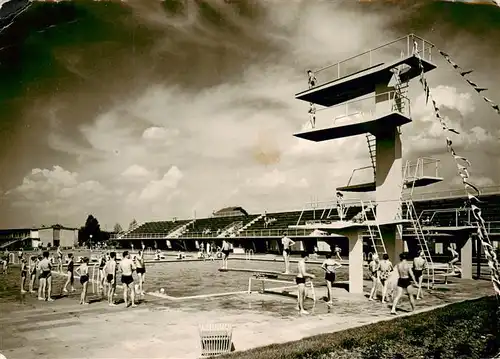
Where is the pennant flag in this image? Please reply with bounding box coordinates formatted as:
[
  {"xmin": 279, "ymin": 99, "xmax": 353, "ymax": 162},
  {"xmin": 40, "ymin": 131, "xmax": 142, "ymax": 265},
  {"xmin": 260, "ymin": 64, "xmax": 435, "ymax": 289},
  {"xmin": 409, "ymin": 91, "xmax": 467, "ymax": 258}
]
[
  {"xmin": 439, "ymin": 50, "xmax": 500, "ymax": 118},
  {"xmin": 417, "ymin": 48, "xmax": 500, "ymax": 300}
]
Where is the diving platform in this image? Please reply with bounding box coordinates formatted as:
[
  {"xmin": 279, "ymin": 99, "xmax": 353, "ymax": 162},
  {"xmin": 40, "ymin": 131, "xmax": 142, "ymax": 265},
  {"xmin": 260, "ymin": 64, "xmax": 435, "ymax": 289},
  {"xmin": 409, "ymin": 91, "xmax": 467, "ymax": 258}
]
[
  {"xmin": 289, "ymin": 218, "xmax": 410, "ymax": 233},
  {"xmin": 296, "ymin": 35, "xmax": 436, "ymax": 106},
  {"xmin": 294, "ymin": 111, "xmax": 411, "ymax": 142},
  {"xmin": 337, "ymin": 176, "xmax": 442, "ymax": 193},
  {"xmin": 337, "ymin": 181, "xmax": 376, "ymax": 193}
]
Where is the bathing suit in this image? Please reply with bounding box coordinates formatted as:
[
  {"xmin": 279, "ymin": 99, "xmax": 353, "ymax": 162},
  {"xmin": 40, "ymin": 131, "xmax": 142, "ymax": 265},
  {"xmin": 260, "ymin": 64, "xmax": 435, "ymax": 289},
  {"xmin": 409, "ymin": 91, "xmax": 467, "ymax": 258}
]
[
  {"xmin": 222, "ymin": 250, "xmax": 230, "ymax": 257},
  {"xmin": 21, "ymin": 270, "xmax": 27, "ymax": 278},
  {"xmin": 39, "ymin": 270, "xmax": 51, "ymax": 279},
  {"xmin": 106, "ymin": 274, "xmax": 114, "ymax": 283},
  {"xmin": 325, "ymin": 272, "xmax": 336, "ymax": 283},
  {"xmin": 121, "ymin": 275, "xmax": 134, "ymax": 286},
  {"xmin": 284, "ymin": 248, "xmax": 290, "ymax": 255},
  {"xmin": 295, "ymin": 277, "xmax": 306, "ymax": 285},
  {"xmin": 136, "ymin": 267, "xmax": 145, "ymax": 275},
  {"xmin": 99, "ymin": 259, "xmax": 105, "ymax": 270},
  {"xmin": 371, "ymin": 270, "xmax": 378, "ymax": 278},
  {"xmin": 30, "ymin": 267, "xmax": 37, "ymax": 277},
  {"xmin": 80, "ymin": 274, "xmax": 89, "ymax": 285},
  {"xmin": 397, "ymin": 277, "xmax": 411, "ymax": 289},
  {"xmin": 413, "ymin": 269, "xmax": 423, "ymax": 282},
  {"xmin": 379, "ymin": 270, "xmax": 390, "ymax": 284}
]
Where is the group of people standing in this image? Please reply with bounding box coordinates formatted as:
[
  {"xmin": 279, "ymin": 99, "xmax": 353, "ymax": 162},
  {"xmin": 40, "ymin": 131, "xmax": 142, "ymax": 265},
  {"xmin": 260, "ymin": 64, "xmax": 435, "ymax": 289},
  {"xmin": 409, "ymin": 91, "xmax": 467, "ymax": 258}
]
[
  {"xmin": 368, "ymin": 251, "xmax": 428, "ymax": 315},
  {"xmin": 16, "ymin": 248, "xmax": 148, "ymax": 308}
]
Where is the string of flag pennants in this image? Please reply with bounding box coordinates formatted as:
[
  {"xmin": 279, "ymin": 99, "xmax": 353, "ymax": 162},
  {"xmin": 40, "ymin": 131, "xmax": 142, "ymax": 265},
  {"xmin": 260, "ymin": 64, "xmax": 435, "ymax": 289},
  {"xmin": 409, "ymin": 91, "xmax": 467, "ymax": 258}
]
[
  {"xmin": 414, "ymin": 42, "xmax": 500, "ymax": 298},
  {"xmin": 439, "ymin": 50, "xmax": 500, "ymax": 116}
]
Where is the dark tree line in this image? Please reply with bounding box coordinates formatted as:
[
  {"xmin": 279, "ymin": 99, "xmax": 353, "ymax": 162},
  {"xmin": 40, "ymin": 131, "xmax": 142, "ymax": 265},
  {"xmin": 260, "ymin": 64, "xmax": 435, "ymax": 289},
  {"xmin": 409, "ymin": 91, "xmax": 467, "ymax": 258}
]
[{"xmin": 78, "ymin": 214, "xmax": 109, "ymax": 246}]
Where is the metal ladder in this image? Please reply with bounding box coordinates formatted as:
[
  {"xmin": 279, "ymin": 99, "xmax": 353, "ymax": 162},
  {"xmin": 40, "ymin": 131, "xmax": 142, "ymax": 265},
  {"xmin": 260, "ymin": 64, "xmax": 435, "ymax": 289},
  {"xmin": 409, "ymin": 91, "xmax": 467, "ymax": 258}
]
[
  {"xmin": 361, "ymin": 200, "xmax": 387, "ymax": 257},
  {"xmin": 398, "ymin": 160, "xmax": 435, "ymax": 289},
  {"xmin": 365, "ymin": 134, "xmax": 376, "ymax": 178}
]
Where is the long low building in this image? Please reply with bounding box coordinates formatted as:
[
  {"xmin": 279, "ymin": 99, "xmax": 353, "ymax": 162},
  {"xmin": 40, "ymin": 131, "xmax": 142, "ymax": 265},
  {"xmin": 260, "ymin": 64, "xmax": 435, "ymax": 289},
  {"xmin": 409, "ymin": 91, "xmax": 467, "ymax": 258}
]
[{"xmin": 0, "ymin": 225, "xmax": 78, "ymax": 250}]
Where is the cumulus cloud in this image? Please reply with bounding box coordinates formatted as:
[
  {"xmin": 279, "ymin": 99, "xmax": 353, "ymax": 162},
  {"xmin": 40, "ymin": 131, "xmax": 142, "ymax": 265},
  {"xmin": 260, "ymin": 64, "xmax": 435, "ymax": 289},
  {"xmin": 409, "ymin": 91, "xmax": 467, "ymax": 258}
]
[{"xmin": 3, "ymin": 1, "xmax": 499, "ymax": 228}]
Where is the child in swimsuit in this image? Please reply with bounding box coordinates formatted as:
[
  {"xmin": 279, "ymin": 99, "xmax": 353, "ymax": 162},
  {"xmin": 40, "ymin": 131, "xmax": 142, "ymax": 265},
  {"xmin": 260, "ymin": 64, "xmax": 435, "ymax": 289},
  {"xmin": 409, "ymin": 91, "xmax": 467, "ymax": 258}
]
[{"xmin": 76, "ymin": 257, "xmax": 90, "ymax": 305}]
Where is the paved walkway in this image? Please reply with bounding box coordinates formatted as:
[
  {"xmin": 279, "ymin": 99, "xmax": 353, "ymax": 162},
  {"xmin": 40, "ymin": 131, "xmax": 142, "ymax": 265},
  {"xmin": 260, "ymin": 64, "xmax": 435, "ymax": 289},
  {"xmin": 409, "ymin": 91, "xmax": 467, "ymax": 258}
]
[{"xmin": 0, "ymin": 270, "xmax": 495, "ymax": 359}]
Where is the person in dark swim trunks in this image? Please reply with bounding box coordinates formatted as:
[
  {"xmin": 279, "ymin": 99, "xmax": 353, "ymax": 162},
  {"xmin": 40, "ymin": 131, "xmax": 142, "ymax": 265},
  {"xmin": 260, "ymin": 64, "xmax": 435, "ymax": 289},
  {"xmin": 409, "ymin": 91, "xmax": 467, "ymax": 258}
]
[
  {"xmin": 76, "ymin": 257, "xmax": 90, "ymax": 305},
  {"xmin": 296, "ymin": 252, "xmax": 315, "ymax": 315},
  {"xmin": 281, "ymin": 232, "xmax": 296, "ymax": 274},
  {"xmin": 105, "ymin": 252, "xmax": 118, "ymax": 306},
  {"xmin": 412, "ymin": 250, "xmax": 427, "ymax": 300},
  {"xmin": 38, "ymin": 251, "xmax": 54, "ymax": 302},
  {"xmin": 63, "ymin": 253, "xmax": 75, "ymax": 294},
  {"xmin": 120, "ymin": 251, "xmax": 137, "ymax": 308},
  {"xmin": 321, "ymin": 253, "xmax": 342, "ymax": 306},
  {"xmin": 20, "ymin": 258, "xmax": 27, "ymax": 293},
  {"xmin": 391, "ymin": 252, "xmax": 417, "ymax": 315}
]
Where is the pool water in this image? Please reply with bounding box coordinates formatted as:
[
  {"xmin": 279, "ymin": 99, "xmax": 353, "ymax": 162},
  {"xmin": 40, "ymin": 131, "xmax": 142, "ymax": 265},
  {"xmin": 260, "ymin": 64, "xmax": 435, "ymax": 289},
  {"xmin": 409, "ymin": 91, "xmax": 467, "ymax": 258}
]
[{"xmin": 142, "ymin": 259, "xmax": 349, "ymax": 297}]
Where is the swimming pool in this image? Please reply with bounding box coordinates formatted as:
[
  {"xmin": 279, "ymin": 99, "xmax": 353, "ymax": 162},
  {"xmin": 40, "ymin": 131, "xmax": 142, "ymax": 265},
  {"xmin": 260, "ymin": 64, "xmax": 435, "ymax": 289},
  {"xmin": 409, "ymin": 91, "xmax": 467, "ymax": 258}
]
[{"xmin": 142, "ymin": 259, "xmax": 349, "ymax": 297}]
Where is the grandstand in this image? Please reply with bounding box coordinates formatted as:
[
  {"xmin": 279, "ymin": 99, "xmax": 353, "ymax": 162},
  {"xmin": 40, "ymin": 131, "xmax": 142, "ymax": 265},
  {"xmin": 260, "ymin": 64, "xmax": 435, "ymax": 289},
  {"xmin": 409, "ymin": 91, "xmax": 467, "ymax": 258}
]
[{"xmin": 113, "ymin": 186, "xmax": 500, "ymax": 257}]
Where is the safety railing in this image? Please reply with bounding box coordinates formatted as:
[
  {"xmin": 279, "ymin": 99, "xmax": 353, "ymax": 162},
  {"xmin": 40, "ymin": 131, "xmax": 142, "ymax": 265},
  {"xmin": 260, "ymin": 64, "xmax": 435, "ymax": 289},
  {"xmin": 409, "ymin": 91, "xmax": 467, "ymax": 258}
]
[
  {"xmin": 405, "ymin": 157, "xmax": 440, "ymax": 181},
  {"xmin": 305, "ymin": 90, "xmax": 411, "ymax": 131},
  {"xmin": 307, "ymin": 34, "xmax": 434, "ymax": 89},
  {"xmin": 343, "ymin": 166, "xmax": 374, "ymax": 189},
  {"xmin": 411, "ymin": 185, "xmax": 500, "ymax": 202}
]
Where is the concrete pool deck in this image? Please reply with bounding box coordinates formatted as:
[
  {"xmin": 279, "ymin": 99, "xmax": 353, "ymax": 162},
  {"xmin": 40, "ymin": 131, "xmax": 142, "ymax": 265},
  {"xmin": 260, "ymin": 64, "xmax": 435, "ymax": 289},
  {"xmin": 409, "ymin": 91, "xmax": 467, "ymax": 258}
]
[{"xmin": 0, "ymin": 263, "xmax": 496, "ymax": 359}]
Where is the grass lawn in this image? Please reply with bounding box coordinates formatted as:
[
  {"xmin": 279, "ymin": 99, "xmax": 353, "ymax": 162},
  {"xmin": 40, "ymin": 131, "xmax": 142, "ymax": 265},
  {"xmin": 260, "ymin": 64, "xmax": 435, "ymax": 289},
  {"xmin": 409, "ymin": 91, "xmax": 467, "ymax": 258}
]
[{"xmin": 220, "ymin": 296, "xmax": 500, "ymax": 359}]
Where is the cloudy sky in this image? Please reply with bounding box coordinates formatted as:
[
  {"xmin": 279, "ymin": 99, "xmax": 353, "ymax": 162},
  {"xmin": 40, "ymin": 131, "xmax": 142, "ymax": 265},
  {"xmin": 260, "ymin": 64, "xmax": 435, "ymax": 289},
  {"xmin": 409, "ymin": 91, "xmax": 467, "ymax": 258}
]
[{"xmin": 0, "ymin": 0, "xmax": 499, "ymax": 230}]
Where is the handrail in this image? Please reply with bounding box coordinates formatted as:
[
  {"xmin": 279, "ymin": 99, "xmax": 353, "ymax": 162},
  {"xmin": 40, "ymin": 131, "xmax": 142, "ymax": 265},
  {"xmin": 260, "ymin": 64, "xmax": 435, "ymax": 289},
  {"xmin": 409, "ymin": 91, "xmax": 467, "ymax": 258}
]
[{"xmin": 309, "ymin": 34, "xmax": 434, "ymax": 86}]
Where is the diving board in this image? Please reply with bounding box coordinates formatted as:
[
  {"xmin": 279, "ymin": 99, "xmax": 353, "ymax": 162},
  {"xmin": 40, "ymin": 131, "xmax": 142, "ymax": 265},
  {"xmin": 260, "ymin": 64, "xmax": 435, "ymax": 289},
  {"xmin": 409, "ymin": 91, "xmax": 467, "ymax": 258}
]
[
  {"xmin": 296, "ymin": 54, "xmax": 436, "ymax": 107},
  {"xmin": 337, "ymin": 181, "xmax": 376, "ymax": 192},
  {"xmin": 293, "ymin": 112, "xmax": 411, "ymax": 142},
  {"xmin": 405, "ymin": 176, "xmax": 443, "ymax": 188},
  {"xmin": 219, "ymin": 268, "xmax": 296, "ymax": 277}
]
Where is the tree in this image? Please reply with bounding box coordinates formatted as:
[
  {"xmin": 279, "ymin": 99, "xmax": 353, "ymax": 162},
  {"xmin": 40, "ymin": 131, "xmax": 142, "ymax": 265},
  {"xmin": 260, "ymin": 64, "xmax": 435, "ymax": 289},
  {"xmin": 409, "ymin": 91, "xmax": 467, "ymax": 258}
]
[
  {"xmin": 128, "ymin": 219, "xmax": 138, "ymax": 231},
  {"xmin": 78, "ymin": 214, "xmax": 101, "ymax": 247},
  {"xmin": 113, "ymin": 223, "xmax": 123, "ymax": 234}
]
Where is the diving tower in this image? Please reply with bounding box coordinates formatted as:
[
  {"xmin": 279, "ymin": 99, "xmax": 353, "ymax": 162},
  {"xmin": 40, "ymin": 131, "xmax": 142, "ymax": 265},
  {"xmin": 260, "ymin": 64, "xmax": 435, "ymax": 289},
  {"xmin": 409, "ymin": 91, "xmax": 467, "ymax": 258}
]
[{"xmin": 290, "ymin": 34, "xmax": 444, "ymax": 294}]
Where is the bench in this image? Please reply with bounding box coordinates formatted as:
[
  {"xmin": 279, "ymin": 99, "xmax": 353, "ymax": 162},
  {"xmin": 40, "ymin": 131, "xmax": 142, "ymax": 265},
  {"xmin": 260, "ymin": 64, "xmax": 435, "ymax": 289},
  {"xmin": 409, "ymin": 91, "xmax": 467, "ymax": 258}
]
[{"xmin": 247, "ymin": 274, "xmax": 316, "ymax": 302}]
